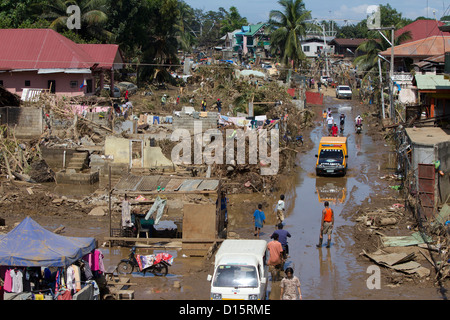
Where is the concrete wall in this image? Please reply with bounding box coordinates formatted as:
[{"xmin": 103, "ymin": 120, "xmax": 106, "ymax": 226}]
[
  {"xmin": 143, "ymin": 147, "xmax": 174, "ymax": 168},
  {"xmin": 105, "ymin": 136, "xmax": 130, "ymax": 164},
  {"xmin": 172, "ymin": 112, "xmax": 218, "ymax": 132},
  {"xmin": 41, "ymin": 147, "xmax": 77, "ymax": 171},
  {"xmin": 105, "ymin": 136, "xmax": 174, "ymax": 168},
  {"xmin": 0, "ymin": 106, "xmax": 43, "ymax": 138}
]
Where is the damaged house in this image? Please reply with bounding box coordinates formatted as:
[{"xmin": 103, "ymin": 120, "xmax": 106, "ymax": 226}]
[{"xmin": 0, "ymin": 28, "xmax": 124, "ymax": 99}]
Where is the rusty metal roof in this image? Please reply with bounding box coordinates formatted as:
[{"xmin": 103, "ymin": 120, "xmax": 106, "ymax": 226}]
[
  {"xmin": 379, "ymin": 36, "xmax": 450, "ymax": 58},
  {"xmin": 113, "ymin": 174, "xmax": 220, "ymax": 193}
]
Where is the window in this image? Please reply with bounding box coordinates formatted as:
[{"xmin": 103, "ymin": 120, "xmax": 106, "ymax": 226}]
[
  {"xmin": 318, "ymin": 149, "xmax": 344, "ymax": 164},
  {"xmin": 213, "ymin": 265, "xmax": 258, "ymax": 288},
  {"xmin": 25, "ymin": 80, "xmax": 31, "ymax": 87},
  {"xmin": 70, "ymin": 81, "xmax": 78, "ymax": 88},
  {"xmin": 303, "ymin": 46, "xmax": 310, "ymax": 52}
]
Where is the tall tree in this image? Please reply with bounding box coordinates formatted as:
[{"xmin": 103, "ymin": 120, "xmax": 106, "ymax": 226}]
[
  {"xmin": 43, "ymin": 0, "xmax": 112, "ymax": 42},
  {"xmin": 219, "ymin": 6, "xmax": 248, "ymax": 35},
  {"xmin": 105, "ymin": 0, "xmax": 150, "ymax": 54},
  {"xmin": 268, "ymin": 0, "xmax": 312, "ymax": 69},
  {"xmin": 0, "ymin": 0, "xmax": 48, "ymax": 28}
]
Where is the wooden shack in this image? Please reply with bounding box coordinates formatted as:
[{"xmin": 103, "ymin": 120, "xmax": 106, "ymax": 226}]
[{"xmin": 107, "ymin": 174, "xmax": 226, "ymax": 255}]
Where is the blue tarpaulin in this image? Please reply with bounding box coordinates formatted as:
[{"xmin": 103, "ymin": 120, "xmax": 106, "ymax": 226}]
[{"xmin": 0, "ymin": 217, "xmax": 96, "ymax": 267}]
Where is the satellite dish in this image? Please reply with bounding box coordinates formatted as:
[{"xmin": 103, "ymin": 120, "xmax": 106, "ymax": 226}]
[{"xmin": 366, "ymin": 5, "xmax": 380, "ymax": 30}]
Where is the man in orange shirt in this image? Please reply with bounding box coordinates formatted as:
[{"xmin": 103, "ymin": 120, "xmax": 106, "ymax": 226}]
[
  {"xmin": 316, "ymin": 201, "xmax": 334, "ymax": 248},
  {"xmin": 267, "ymin": 233, "xmax": 284, "ymax": 280}
]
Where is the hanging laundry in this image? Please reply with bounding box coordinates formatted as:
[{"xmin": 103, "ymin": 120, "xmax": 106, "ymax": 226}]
[
  {"xmin": 10, "ymin": 269, "xmax": 23, "ymax": 293},
  {"xmin": 3, "ymin": 269, "xmax": 12, "ymax": 292}
]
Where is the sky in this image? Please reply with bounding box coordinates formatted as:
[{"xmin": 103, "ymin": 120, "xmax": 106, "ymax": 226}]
[{"xmin": 184, "ymin": 0, "xmax": 450, "ymax": 25}]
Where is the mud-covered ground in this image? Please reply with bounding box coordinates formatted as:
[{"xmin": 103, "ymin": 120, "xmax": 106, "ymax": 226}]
[{"xmin": 0, "ymin": 86, "xmax": 448, "ymax": 300}]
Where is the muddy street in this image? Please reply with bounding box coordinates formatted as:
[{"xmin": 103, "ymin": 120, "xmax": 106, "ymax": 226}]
[
  {"xmin": 263, "ymin": 96, "xmax": 446, "ymax": 300},
  {"xmin": 1, "ymin": 94, "xmax": 447, "ymax": 301},
  {"xmin": 92, "ymin": 95, "xmax": 446, "ymax": 300}
]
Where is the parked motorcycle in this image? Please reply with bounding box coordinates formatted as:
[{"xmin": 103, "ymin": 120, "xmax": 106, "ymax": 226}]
[{"xmin": 117, "ymin": 247, "xmax": 173, "ymax": 276}]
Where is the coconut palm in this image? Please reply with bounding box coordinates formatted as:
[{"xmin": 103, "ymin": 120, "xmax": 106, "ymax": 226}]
[
  {"xmin": 44, "ymin": 0, "xmax": 111, "ymax": 42},
  {"xmin": 354, "ymin": 29, "xmax": 412, "ymax": 79},
  {"xmin": 219, "ymin": 6, "xmax": 248, "ymax": 35},
  {"xmin": 268, "ymin": 0, "xmax": 312, "ymax": 69}
]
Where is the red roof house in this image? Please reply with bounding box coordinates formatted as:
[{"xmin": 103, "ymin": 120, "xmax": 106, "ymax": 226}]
[
  {"xmin": 395, "ymin": 19, "xmax": 450, "ymax": 43},
  {"xmin": 0, "ymin": 29, "xmax": 124, "ymax": 98}
]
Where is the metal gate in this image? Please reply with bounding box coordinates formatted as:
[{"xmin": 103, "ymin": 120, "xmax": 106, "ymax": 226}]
[{"xmin": 418, "ymin": 163, "xmax": 435, "ymax": 218}]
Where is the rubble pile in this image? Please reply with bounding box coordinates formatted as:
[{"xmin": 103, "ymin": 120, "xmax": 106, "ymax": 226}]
[{"xmin": 0, "ymin": 127, "xmax": 55, "ymax": 183}]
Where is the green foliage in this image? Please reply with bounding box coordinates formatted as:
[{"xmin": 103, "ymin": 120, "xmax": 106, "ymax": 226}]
[
  {"xmin": 268, "ymin": 0, "xmax": 312, "ymax": 69},
  {"xmin": 219, "ymin": 6, "xmax": 248, "ymax": 34}
]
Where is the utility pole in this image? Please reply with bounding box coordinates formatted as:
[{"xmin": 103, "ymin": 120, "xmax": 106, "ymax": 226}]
[
  {"xmin": 390, "ymin": 27, "xmax": 395, "ymax": 123},
  {"xmin": 375, "ymin": 26, "xmax": 395, "ymax": 122},
  {"xmin": 367, "ymin": 5, "xmax": 395, "ymax": 123}
]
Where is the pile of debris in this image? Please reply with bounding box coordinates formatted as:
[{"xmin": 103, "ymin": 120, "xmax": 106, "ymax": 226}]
[
  {"xmin": 356, "ymin": 202, "xmax": 450, "ymax": 282},
  {"xmin": 0, "ymin": 127, "xmax": 55, "ymax": 183}
]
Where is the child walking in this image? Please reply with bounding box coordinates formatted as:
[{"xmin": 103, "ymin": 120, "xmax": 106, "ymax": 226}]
[{"xmin": 253, "ymin": 204, "xmax": 266, "ymax": 238}]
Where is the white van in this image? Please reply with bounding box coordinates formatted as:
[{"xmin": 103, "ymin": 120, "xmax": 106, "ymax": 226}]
[{"xmin": 207, "ymin": 239, "xmax": 269, "ymax": 300}]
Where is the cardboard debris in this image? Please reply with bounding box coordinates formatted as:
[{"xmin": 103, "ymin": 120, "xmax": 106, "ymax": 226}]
[{"xmin": 362, "ymin": 250, "xmax": 430, "ymax": 277}]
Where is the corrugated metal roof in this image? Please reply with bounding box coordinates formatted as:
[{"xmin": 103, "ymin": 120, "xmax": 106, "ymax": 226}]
[
  {"xmin": 395, "ymin": 20, "xmax": 450, "ymax": 44},
  {"xmin": 197, "ymin": 180, "xmax": 219, "ymax": 191},
  {"xmin": 177, "ymin": 179, "xmax": 203, "ymax": 192},
  {"xmin": 78, "ymin": 44, "xmax": 124, "ymax": 70},
  {"xmin": 0, "ymin": 29, "xmax": 121, "ymax": 71},
  {"xmin": 114, "ymin": 175, "xmax": 219, "ymax": 193},
  {"xmin": 415, "ymin": 74, "xmax": 450, "ymax": 90},
  {"xmin": 379, "ymin": 36, "xmax": 450, "ymax": 58}
]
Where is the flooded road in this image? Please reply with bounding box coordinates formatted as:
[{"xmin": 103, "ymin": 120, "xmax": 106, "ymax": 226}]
[
  {"xmin": 272, "ymin": 100, "xmax": 377, "ymax": 299},
  {"xmin": 265, "ymin": 99, "xmax": 445, "ymax": 300}
]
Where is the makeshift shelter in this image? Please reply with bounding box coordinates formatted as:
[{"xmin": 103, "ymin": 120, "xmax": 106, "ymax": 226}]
[
  {"xmin": 0, "ymin": 217, "xmax": 96, "ymax": 267},
  {"xmin": 108, "ymin": 174, "xmax": 227, "ymax": 254}
]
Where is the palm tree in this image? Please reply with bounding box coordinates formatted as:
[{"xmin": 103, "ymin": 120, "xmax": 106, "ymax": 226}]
[
  {"xmin": 219, "ymin": 6, "xmax": 248, "ymax": 35},
  {"xmin": 175, "ymin": 1, "xmax": 197, "ymax": 53},
  {"xmin": 354, "ymin": 29, "xmax": 411, "ymax": 105},
  {"xmin": 44, "ymin": 0, "xmax": 111, "ymax": 42},
  {"xmin": 268, "ymin": 0, "xmax": 312, "ymax": 69},
  {"xmin": 354, "ymin": 30, "xmax": 411, "ymax": 79}
]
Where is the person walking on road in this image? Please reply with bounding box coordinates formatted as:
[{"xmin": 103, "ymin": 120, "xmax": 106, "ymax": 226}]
[
  {"xmin": 275, "ymin": 194, "xmax": 286, "ymax": 225},
  {"xmin": 280, "ymin": 267, "xmax": 302, "ymax": 300},
  {"xmin": 271, "ymin": 223, "xmax": 291, "ymax": 259},
  {"xmin": 267, "ymin": 233, "xmax": 284, "ymax": 280},
  {"xmin": 316, "ymin": 201, "xmax": 334, "ymax": 248},
  {"xmin": 253, "ymin": 204, "xmax": 265, "ymax": 238},
  {"xmin": 331, "ymin": 123, "xmax": 338, "ymax": 137},
  {"xmin": 326, "ymin": 114, "xmax": 334, "ymax": 134}
]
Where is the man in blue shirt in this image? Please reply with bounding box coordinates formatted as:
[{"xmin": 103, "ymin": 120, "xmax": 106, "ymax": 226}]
[
  {"xmin": 271, "ymin": 223, "xmax": 291, "ymax": 259},
  {"xmin": 253, "ymin": 204, "xmax": 266, "ymax": 238}
]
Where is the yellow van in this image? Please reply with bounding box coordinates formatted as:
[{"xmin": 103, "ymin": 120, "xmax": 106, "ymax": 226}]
[
  {"xmin": 315, "ymin": 136, "xmax": 348, "ymax": 176},
  {"xmin": 207, "ymin": 239, "xmax": 269, "ymax": 300}
]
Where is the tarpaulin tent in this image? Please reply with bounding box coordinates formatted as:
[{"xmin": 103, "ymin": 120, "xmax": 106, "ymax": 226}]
[{"xmin": 0, "ymin": 217, "xmax": 96, "ymax": 267}]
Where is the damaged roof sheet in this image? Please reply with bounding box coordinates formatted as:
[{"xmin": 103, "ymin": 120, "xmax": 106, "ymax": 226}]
[{"xmin": 114, "ymin": 175, "xmax": 219, "ymax": 193}]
